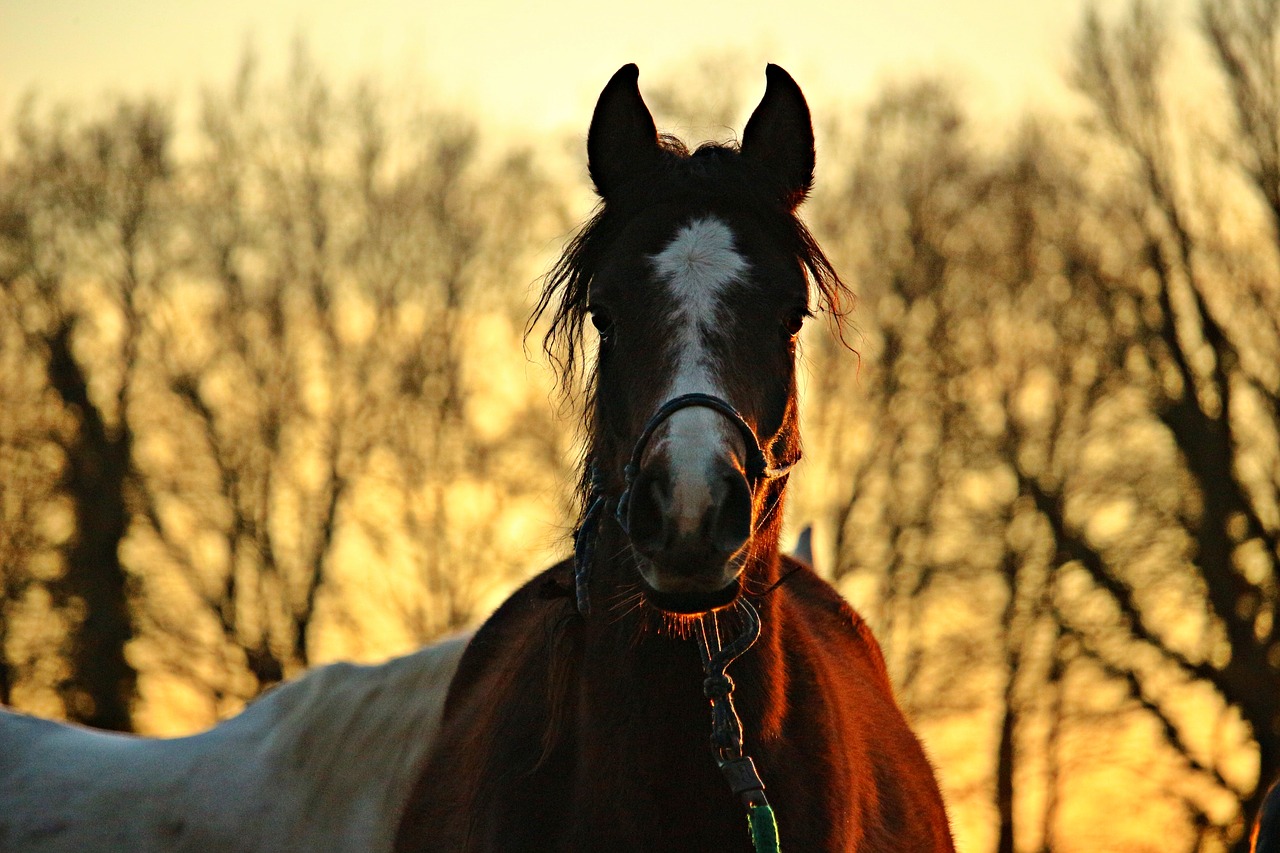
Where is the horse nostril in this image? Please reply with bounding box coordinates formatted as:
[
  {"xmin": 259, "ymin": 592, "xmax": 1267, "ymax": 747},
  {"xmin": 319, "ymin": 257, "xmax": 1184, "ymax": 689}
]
[
  {"xmin": 626, "ymin": 469, "xmax": 672, "ymax": 556},
  {"xmin": 710, "ymin": 472, "xmax": 752, "ymax": 557}
]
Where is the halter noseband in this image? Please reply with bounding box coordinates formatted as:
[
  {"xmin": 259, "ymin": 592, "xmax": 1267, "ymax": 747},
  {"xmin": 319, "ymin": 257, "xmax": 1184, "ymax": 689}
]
[
  {"xmin": 614, "ymin": 392, "xmax": 798, "ymax": 541},
  {"xmin": 573, "ymin": 392, "xmax": 799, "ymax": 616},
  {"xmin": 573, "ymin": 389, "xmax": 793, "ymax": 614}
]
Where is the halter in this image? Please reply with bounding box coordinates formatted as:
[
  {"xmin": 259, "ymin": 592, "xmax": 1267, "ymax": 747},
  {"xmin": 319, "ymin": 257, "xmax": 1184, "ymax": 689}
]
[
  {"xmin": 571, "ymin": 391, "xmax": 794, "ymax": 853},
  {"xmin": 573, "ymin": 392, "xmax": 799, "ymax": 616}
]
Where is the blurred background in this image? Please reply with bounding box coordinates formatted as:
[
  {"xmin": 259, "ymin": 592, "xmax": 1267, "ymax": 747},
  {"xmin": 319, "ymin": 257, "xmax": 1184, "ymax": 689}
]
[{"xmin": 1, "ymin": 0, "xmax": 1277, "ymax": 850}]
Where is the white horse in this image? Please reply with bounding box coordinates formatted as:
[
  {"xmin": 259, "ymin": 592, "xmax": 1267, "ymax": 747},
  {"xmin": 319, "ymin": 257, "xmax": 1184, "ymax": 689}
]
[{"xmin": 0, "ymin": 631, "xmax": 470, "ymax": 853}]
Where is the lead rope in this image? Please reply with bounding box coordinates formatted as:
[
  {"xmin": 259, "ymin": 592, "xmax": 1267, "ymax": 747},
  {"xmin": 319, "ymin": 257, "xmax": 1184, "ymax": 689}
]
[
  {"xmin": 571, "ymin": 393, "xmax": 795, "ymax": 849},
  {"xmin": 696, "ymin": 599, "xmax": 780, "ymax": 853}
]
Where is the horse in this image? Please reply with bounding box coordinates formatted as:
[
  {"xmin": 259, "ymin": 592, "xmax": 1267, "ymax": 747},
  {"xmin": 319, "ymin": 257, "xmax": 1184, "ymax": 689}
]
[
  {"xmin": 1255, "ymin": 778, "xmax": 1280, "ymax": 853},
  {"xmin": 0, "ymin": 631, "xmax": 470, "ymax": 853},
  {"xmin": 394, "ymin": 64, "xmax": 955, "ymax": 852}
]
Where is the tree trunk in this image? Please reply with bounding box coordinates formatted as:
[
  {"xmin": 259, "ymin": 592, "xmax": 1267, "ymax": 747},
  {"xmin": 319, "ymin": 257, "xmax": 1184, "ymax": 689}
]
[
  {"xmin": 46, "ymin": 322, "xmax": 137, "ymax": 731},
  {"xmin": 995, "ymin": 691, "xmax": 1017, "ymax": 853}
]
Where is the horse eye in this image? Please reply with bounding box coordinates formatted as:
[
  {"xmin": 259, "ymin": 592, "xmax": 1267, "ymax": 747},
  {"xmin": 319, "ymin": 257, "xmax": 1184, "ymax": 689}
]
[
  {"xmin": 783, "ymin": 311, "xmax": 808, "ymax": 339},
  {"xmin": 590, "ymin": 310, "xmax": 614, "ymax": 340}
]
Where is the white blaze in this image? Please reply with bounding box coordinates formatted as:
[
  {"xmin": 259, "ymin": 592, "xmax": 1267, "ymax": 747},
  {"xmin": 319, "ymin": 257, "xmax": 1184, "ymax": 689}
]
[{"xmin": 649, "ymin": 216, "xmax": 748, "ymax": 536}]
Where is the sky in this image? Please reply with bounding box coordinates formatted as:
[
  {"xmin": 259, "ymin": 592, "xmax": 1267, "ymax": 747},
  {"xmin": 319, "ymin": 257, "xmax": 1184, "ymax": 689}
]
[
  {"xmin": 0, "ymin": 4, "xmax": 1236, "ymax": 845},
  {"xmin": 0, "ymin": 0, "xmax": 1197, "ymax": 136}
]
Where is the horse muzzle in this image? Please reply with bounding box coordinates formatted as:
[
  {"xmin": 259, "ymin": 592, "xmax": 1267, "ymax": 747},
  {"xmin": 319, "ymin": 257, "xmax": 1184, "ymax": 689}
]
[
  {"xmin": 572, "ymin": 393, "xmax": 796, "ymax": 616},
  {"xmin": 625, "ymin": 459, "xmax": 752, "ymax": 612}
]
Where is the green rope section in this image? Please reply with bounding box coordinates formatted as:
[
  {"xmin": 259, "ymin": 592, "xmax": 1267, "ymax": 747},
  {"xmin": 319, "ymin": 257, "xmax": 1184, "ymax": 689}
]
[{"xmin": 747, "ymin": 803, "xmax": 780, "ymax": 853}]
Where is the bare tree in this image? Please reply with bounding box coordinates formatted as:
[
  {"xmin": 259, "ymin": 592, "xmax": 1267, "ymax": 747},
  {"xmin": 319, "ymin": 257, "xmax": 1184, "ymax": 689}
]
[
  {"xmin": 119, "ymin": 50, "xmax": 572, "ymax": 714},
  {"xmin": 1058, "ymin": 2, "xmax": 1280, "ymax": 842},
  {"xmin": 0, "ymin": 96, "xmax": 177, "ymax": 730},
  {"xmin": 0, "ymin": 249, "xmax": 61, "ymax": 707},
  {"xmin": 0, "ymin": 49, "xmax": 574, "ymax": 728},
  {"xmin": 801, "ymin": 31, "xmax": 1275, "ymax": 843}
]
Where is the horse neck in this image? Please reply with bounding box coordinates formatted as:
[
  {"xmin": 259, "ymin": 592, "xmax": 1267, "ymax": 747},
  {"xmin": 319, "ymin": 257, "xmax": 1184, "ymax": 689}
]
[{"xmin": 579, "ymin": 481, "xmax": 791, "ymax": 737}]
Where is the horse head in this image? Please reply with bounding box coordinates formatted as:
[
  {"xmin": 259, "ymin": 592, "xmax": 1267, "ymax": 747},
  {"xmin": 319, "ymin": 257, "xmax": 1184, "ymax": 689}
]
[{"xmin": 541, "ymin": 64, "xmax": 845, "ymax": 615}]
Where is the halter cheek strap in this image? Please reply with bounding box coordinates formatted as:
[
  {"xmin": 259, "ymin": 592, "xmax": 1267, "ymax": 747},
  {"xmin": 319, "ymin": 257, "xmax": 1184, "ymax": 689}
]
[
  {"xmin": 573, "ymin": 392, "xmax": 799, "ymax": 616},
  {"xmin": 573, "ymin": 468, "xmax": 608, "ymax": 616}
]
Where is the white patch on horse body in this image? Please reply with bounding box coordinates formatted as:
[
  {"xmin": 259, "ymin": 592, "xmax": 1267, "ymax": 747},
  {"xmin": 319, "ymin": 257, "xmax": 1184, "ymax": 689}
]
[
  {"xmin": 0, "ymin": 632, "xmax": 471, "ymax": 852},
  {"xmin": 649, "ymin": 216, "xmax": 749, "ymax": 537}
]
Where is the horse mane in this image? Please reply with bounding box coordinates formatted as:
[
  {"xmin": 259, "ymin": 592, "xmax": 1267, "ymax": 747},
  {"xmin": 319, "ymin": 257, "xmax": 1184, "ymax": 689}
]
[{"xmin": 529, "ymin": 135, "xmax": 850, "ymax": 512}]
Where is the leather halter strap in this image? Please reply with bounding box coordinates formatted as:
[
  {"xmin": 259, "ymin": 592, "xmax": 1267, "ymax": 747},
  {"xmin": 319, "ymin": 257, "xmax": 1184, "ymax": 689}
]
[
  {"xmin": 614, "ymin": 392, "xmax": 798, "ymax": 536},
  {"xmin": 574, "ymin": 392, "xmax": 799, "ymax": 615}
]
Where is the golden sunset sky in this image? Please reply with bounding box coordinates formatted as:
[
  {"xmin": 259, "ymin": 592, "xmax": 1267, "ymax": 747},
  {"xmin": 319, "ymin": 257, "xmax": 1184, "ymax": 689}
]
[
  {"xmin": 1, "ymin": 0, "xmax": 1198, "ymax": 135},
  {"xmin": 0, "ymin": 4, "xmax": 1243, "ymax": 850}
]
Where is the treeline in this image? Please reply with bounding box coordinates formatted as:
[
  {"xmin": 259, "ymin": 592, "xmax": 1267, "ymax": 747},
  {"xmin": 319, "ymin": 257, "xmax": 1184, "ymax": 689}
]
[
  {"xmin": 0, "ymin": 48, "xmax": 575, "ymax": 730},
  {"xmin": 797, "ymin": 3, "xmax": 1280, "ymax": 850},
  {"xmin": 2, "ymin": 2, "xmax": 1279, "ymax": 851}
]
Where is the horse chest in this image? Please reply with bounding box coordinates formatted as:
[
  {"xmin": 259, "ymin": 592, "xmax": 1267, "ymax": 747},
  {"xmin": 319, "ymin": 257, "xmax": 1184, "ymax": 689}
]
[{"xmin": 559, "ymin": 722, "xmax": 857, "ymax": 853}]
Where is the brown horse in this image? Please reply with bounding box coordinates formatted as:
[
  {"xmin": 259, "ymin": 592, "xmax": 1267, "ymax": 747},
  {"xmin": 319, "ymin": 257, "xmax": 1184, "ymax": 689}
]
[
  {"xmin": 1255, "ymin": 778, "xmax": 1280, "ymax": 853},
  {"xmin": 394, "ymin": 64, "xmax": 954, "ymax": 852}
]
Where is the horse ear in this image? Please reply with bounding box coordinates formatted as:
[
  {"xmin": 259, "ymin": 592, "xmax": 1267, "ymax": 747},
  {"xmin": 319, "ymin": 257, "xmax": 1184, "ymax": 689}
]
[
  {"xmin": 588, "ymin": 64, "xmax": 660, "ymax": 201},
  {"xmin": 741, "ymin": 64, "xmax": 815, "ymax": 209}
]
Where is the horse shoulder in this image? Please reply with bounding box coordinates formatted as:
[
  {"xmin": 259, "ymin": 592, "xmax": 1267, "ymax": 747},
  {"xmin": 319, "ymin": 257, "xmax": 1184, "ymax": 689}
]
[
  {"xmin": 778, "ymin": 558, "xmax": 892, "ymax": 689},
  {"xmin": 777, "ymin": 558, "xmax": 955, "ymax": 851},
  {"xmin": 397, "ymin": 566, "xmax": 579, "ymax": 850},
  {"xmin": 439, "ymin": 565, "xmax": 574, "ymax": 714}
]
